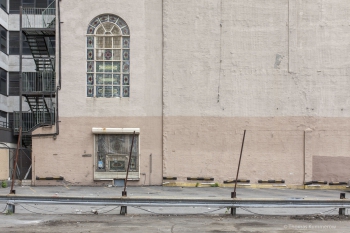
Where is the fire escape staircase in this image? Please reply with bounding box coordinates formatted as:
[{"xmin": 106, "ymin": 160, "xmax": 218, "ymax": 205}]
[{"xmin": 14, "ymin": 1, "xmax": 57, "ymax": 147}]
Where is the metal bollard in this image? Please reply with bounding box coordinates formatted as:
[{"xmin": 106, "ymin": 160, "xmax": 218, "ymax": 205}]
[
  {"xmin": 339, "ymin": 193, "xmax": 345, "ymax": 216},
  {"xmin": 120, "ymin": 191, "xmax": 127, "ymax": 215}
]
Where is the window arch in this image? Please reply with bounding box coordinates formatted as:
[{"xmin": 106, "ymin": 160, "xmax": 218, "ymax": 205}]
[{"xmin": 86, "ymin": 14, "xmax": 130, "ymax": 98}]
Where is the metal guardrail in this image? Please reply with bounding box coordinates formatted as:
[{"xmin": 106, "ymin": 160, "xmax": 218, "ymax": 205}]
[
  {"xmin": 22, "ymin": 0, "xmax": 56, "ymax": 29},
  {"xmin": 13, "ymin": 110, "xmax": 55, "ymax": 133},
  {"xmin": 1, "ymin": 195, "xmax": 350, "ymax": 208},
  {"xmin": 22, "ymin": 71, "xmax": 55, "ymax": 93}
]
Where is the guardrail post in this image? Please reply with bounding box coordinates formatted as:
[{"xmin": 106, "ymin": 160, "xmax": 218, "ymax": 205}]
[
  {"xmin": 231, "ymin": 192, "xmax": 236, "ymax": 215},
  {"xmin": 120, "ymin": 191, "xmax": 127, "ymax": 215},
  {"xmin": 339, "ymin": 193, "xmax": 345, "ymax": 216}
]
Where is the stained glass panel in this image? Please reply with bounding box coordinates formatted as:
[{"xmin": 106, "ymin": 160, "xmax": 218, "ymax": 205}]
[
  {"xmin": 91, "ymin": 17, "xmax": 100, "ymax": 27},
  {"xmin": 87, "ymin": 74, "xmax": 94, "ymax": 85},
  {"xmin": 87, "ymin": 15, "xmax": 130, "ymax": 98},
  {"xmin": 87, "ymin": 86, "xmax": 94, "ymax": 97},
  {"xmin": 113, "ymin": 86, "xmax": 120, "ymax": 97},
  {"xmin": 104, "ymin": 74, "xmax": 112, "ymax": 85},
  {"xmin": 122, "ymin": 86, "xmax": 130, "ymax": 97},
  {"xmin": 87, "ymin": 25, "xmax": 95, "ymax": 34},
  {"xmin": 122, "ymin": 61, "xmax": 130, "ymax": 73},
  {"xmin": 105, "ymin": 37, "xmax": 112, "ymax": 48},
  {"xmin": 122, "ymin": 74, "xmax": 130, "ymax": 85},
  {"xmin": 113, "ymin": 74, "xmax": 120, "ymax": 85},
  {"xmin": 96, "ymin": 86, "xmax": 104, "ymax": 97},
  {"xmin": 113, "ymin": 37, "xmax": 121, "ymax": 48},
  {"xmin": 122, "ymin": 26, "xmax": 129, "ymax": 35},
  {"xmin": 113, "ymin": 50, "xmax": 121, "ymax": 60},
  {"xmin": 96, "ymin": 62, "xmax": 104, "ymax": 72},
  {"xmin": 111, "ymin": 26, "xmax": 121, "ymax": 35},
  {"xmin": 122, "ymin": 37, "xmax": 130, "ymax": 48},
  {"xmin": 87, "ymin": 37, "xmax": 94, "ymax": 48},
  {"xmin": 96, "ymin": 37, "xmax": 104, "ymax": 48},
  {"xmin": 113, "ymin": 62, "xmax": 120, "ymax": 72},
  {"xmin": 96, "ymin": 49, "xmax": 104, "ymax": 60},
  {"xmin": 96, "ymin": 74, "xmax": 103, "ymax": 84},
  {"xmin": 105, "ymin": 62, "xmax": 112, "ymax": 72},
  {"xmin": 116, "ymin": 18, "xmax": 126, "ymax": 29},
  {"xmin": 87, "ymin": 49, "xmax": 94, "ymax": 60},
  {"xmin": 105, "ymin": 86, "xmax": 112, "ymax": 97},
  {"xmin": 96, "ymin": 26, "xmax": 105, "ymax": 34},
  {"xmin": 104, "ymin": 49, "xmax": 112, "ymax": 60},
  {"xmin": 87, "ymin": 61, "xmax": 94, "ymax": 72},
  {"xmin": 109, "ymin": 15, "xmax": 118, "ymax": 23},
  {"xmin": 122, "ymin": 50, "xmax": 129, "ymax": 60},
  {"xmin": 100, "ymin": 15, "xmax": 108, "ymax": 23}
]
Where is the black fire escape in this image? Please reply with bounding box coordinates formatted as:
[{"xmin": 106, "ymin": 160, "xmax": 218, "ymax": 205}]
[{"xmin": 14, "ymin": 1, "xmax": 57, "ymax": 147}]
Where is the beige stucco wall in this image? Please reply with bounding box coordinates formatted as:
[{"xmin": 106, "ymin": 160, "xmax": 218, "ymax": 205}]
[
  {"xmin": 33, "ymin": 117, "xmax": 162, "ymax": 185},
  {"xmin": 32, "ymin": 0, "xmax": 350, "ymax": 185},
  {"xmin": 0, "ymin": 148, "xmax": 9, "ymax": 180},
  {"xmin": 162, "ymin": 0, "xmax": 350, "ymax": 184},
  {"xmin": 32, "ymin": 0, "xmax": 163, "ymax": 185}
]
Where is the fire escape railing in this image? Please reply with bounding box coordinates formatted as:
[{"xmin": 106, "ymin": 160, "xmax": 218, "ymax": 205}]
[{"xmin": 14, "ymin": 1, "xmax": 57, "ymax": 137}]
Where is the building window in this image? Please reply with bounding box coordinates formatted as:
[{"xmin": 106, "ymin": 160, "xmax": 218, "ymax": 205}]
[
  {"xmin": 9, "ymin": 72, "xmax": 19, "ymax": 96},
  {"xmin": 0, "ymin": 0, "xmax": 7, "ymax": 12},
  {"xmin": 0, "ymin": 68, "xmax": 7, "ymax": 95},
  {"xmin": 0, "ymin": 25, "xmax": 7, "ymax": 54},
  {"xmin": 86, "ymin": 14, "xmax": 130, "ymax": 98},
  {"xmin": 0, "ymin": 110, "xmax": 7, "ymax": 128},
  {"xmin": 9, "ymin": 32, "xmax": 31, "ymax": 55},
  {"xmin": 92, "ymin": 128, "xmax": 139, "ymax": 180}
]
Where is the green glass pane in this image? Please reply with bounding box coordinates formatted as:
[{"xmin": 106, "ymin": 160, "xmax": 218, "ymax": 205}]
[
  {"xmin": 104, "ymin": 74, "xmax": 112, "ymax": 85},
  {"xmin": 96, "ymin": 86, "xmax": 104, "ymax": 97},
  {"xmin": 113, "ymin": 62, "xmax": 120, "ymax": 72},
  {"xmin": 113, "ymin": 74, "xmax": 120, "ymax": 85},
  {"xmin": 113, "ymin": 86, "xmax": 120, "ymax": 97},
  {"xmin": 96, "ymin": 74, "xmax": 103, "ymax": 84},
  {"xmin": 96, "ymin": 62, "xmax": 104, "ymax": 72},
  {"xmin": 105, "ymin": 86, "xmax": 112, "ymax": 98},
  {"xmin": 105, "ymin": 62, "xmax": 112, "ymax": 72}
]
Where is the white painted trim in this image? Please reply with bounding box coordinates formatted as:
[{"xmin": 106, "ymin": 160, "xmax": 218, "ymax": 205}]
[{"xmin": 92, "ymin": 128, "xmax": 140, "ymax": 134}]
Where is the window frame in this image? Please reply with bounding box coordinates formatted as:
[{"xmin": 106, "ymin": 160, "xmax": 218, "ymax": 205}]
[
  {"xmin": 9, "ymin": 31, "xmax": 31, "ymax": 55},
  {"xmin": 86, "ymin": 14, "xmax": 130, "ymax": 98},
  {"xmin": 0, "ymin": 0, "xmax": 7, "ymax": 12},
  {"xmin": 0, "ymin": 25, "xmax": 7, "ymax": 54},
  {"xmin": 8, "ymin": 72, "xmax": 19, "ymax": 96},
  {"xmin": 92, "ymin": 128, "xmax": 140, "ymax": 180},
  {"xmin": 0, "ymin": 68, "xmax": 7, "ymax": 96},
  {"xmin": 0, "ymin": 110, "xmax": 7, "ymax": 128}
]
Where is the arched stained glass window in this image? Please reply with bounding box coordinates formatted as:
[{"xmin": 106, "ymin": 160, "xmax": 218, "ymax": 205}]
[{"xmin": 86, "ymin": 14, "xmax": 130, "ymax": 98}]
